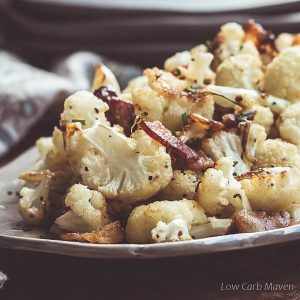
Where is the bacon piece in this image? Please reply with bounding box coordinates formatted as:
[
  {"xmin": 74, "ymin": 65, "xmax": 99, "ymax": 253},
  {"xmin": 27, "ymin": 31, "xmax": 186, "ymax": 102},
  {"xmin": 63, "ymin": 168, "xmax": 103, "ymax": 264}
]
[
  {"xmin": 243, "ymin": 19, "xmax": 278, "ymax": 60},
  {"xmin": 138, "ymin": 118, "xmax": 214, "ymax": 171},
  {"xmin": 232, "ymin": 209, "xmax": 297, "ymax": 233},
  {"xmin": 94, "ymin": 86, "xmax": 135, "ymax": 136}
]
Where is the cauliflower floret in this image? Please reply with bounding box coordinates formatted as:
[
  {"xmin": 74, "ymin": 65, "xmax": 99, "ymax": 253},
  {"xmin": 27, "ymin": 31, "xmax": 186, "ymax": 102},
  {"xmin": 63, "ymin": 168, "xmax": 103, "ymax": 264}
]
[
  {"xmin": 264, "ymin": 46, "xmax": 300, "ymax": 102},
  {"xmin": 151, "ymin": 219, "xmax": 192, "ymax": 243},
  {"xmin": 202, "ymin": 124, "xmax": 266, "ymax": 175},
  {"xmin": 239, "ymin": 167, "xmax": 300, "ymax": 213},
  {"xmin": 252, "ymin": 104, "xmax": 274, "ymax": 134},
  {"xmin": 214, "ymin": 22, "xmax": 245, "ymax": 64},
  {"xmin": 164, "ymin": 50, "xmax": 191, "ymax": 72},
  {"xmin": 126, "ymin": 199, "xmax": 208, "ymax": 243},
  {"xmin": 164, "ymin": 45, "xmax": 215, "ymax": 85},
  {"xmin": 196, "ymin": 157, "xmax": 250, "ymax": 216},
  {"xmin": 158, "ymin": 170, "xmax": 199, "ymax": 201},
  {"xmin": 91, "ymin": 63, "xmax": 120, "ymax": 93},
  {"xmin": 54, "ymin": 184, "xmax": 110, "ymax": 232},
  {"xmin": 186, "ymin": 47, "xmax": 214, "ymax": 85},
  {"xmin": 216, "ymin": 54, "xmax": 263, "ymax": 90},
  {"xmin": 35, "ymin": 127, "xmax": 68, "ymax": 172},
  {"xmin": 18, "ymin": 170, "xmax": 54, "ymax": 225},
  {"xmin": 125, "ymin": 68, "xmax": 214, "ymax": 131},
  {"xmin": 254, "ymin": 139, "xmax": 300, "ymax": 169},
  {"xmin": 275, "ymin": 33, "xmax": 294, "ymax": 51},
  {"xmin": 276, "ymin": 102, "xmax": 300, "ymax": 146},
  {"xmin": 60, "ymin": 90, "xmax": 109, "ymax": 129},
  {"xmin": 65, "ymin": 123, "xmax": 172, "ymax": 204}
]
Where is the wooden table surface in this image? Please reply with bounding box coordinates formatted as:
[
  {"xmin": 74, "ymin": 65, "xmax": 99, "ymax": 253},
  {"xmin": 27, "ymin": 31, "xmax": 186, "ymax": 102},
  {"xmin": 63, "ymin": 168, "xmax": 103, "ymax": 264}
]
[{"xmin": 0, "ymin": 119, "xmax": 300, "ymax": 300}]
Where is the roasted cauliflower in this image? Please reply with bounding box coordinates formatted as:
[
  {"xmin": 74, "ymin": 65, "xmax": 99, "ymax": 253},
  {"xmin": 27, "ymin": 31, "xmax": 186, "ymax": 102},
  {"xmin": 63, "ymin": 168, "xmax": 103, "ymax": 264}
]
[
  {"xmin": 157, "ymin": 170, "xmax": 200, "ymax": 201},
  {"xmin": 239, "ymin": 167, "xmax": 300, "ymax": 213},
  {"xmin": 276, "ymin": 102, "xmax": 300, "ymax": 146},
  {"xmin": 196, "ymin": 157, "xmax": 251, "ymax": 216},
  {"xmin": 125, "ymin": 67, "xmax": 214, "ymax": 131},
  {"xmin": 264, "ymin": 46, "xmax": 300, "ymax": 102},
  {"xmin": 60, "ymin": 90, "xmax": 109, "ymax": 129},
  {"xmin": 65, "ymin": 123, "xmax": 172, "ymax": 204},
  {"xmin": 126, "ymin": 199, "xmax": 208, "ymax": 243},
  {"xmin": 17, "ymin": 20, "xmax": 300, "ymax": 245},
  {"xmin": 54, "ymin": 184, "xmax": 111, "ymax": 232},
  {"xmin": 216, "ymin": 54, "xmax": 263, "ymax": 90}
]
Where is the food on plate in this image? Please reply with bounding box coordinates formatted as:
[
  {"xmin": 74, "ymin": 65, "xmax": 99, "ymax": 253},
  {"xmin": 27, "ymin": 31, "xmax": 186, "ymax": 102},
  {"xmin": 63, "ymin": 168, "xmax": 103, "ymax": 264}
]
[{"xmin": 18, "ymin": 20, "xmax": 300, "ymax": 244}]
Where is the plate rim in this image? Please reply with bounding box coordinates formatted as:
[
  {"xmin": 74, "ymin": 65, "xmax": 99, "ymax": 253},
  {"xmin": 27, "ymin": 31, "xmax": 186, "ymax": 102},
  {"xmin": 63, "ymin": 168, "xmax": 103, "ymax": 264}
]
[{"xmin": 1, "ymin": 146, "xmax": 300, "ymax": 259}]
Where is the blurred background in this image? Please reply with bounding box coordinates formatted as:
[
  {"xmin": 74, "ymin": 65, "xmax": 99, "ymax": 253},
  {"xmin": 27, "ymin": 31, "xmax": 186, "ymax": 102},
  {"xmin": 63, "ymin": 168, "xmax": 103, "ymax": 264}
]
[
  {"xmin": 1, "ymin": 0, "xmax": 300, "ymax": 162},
  {"xmin": 3, "ymin": 0, "xmax": 300, "ymax": 67}
]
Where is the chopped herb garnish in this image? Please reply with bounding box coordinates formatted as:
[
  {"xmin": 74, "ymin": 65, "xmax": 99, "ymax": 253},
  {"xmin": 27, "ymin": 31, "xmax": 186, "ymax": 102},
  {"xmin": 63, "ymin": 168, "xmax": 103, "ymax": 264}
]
[
  {"xmin": 183, "ymin": 85, "xmax": 201, "ymax": 94},
  {"xmin": 71, "ymin": 119, "xmax": 86, "ymax": 125},
  {"xmin": 181, "ymin": 112, "xmax": 189, "ymax": 126},
  {"xmin": 236, "ymin": 109, "xmax": 254, "ymax": 122},
  {"xmin": 203, "ymin": 79, "xmax": 211, "ymax": 85},
  {"xmin": 205, "ymin": 40, "xmax": 212, "ymax": 50},
  {"xmin": 7, "ymin": 191, "xmax": 13, "ymax": 196},
  {"xmin": 233, "ymin": 172, "xmax": 238, "ymax": 176},
  {"xmin": 233, "ymin": 161, "xmax": 238, "ymax": 167}
]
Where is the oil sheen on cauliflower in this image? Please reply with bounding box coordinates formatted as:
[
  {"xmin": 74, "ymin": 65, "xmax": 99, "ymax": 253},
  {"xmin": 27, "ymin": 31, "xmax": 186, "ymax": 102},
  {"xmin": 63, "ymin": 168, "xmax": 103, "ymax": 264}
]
[
  {"xmin": 55, "ymin": 184, "xmax": 110, "ymax": 232},
  {"xmin": 60, "ymin": 90, "xmax": 109, "ymax": 128},
  {"xmin": 216, "ymin": 54, "xmax": 263, "ymax": 90},
  {"xmin": 125, "ymin": 68, "xmax": 214, "ymax": 131},
  {"xmin": 276, "ymin": 102, "xmax": 300, "ymax": 146},
  {"xmin": 196, "ymin": 157, "xmax": 251, "ymax": 216},
  {"xmin": 239, "ymin": 167, "xmax": 300, "ymax": 213},
  {"xmin": 126, "ymin": 200, "xmax": 208, "ymax": 243},
  {"xmin": 65, "ymin": 123, "xmax": 172, "ymax": 204},
  {"xmin": 158, "ymin": 170, "xmax": 200, "ymax": 201},
  {"xmin": 264, "ymin": 46, "xmax": 300, "ymax": 102}
]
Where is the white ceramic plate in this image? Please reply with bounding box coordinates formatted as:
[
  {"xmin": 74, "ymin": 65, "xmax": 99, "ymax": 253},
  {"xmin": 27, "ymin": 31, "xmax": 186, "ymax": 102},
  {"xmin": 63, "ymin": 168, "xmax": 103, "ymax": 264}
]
[{"xmin": 1, "ymin": 147, "xmax": 300, "ymax": 259}]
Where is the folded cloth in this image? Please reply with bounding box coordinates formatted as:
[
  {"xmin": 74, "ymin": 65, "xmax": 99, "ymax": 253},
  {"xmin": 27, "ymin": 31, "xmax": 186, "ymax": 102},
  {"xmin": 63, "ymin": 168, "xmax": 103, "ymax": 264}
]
[
  {"xmin": 0, "ymin": 271, "xmax": 7, "ymax": 288},
  {"xmin": 0, "ymin": 50, "xmax": 141, "ymax": 159}
]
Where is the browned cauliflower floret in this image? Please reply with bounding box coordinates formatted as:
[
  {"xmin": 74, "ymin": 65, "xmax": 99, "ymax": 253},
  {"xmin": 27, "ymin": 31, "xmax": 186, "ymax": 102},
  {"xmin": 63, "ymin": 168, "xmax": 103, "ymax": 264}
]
[
  {"xmin": 125, "ymin": 68, "xmax": 214, "ymax": 131},
  {"xmin": 54, "ymin": 184, "xmax": 111, "ymax": 232},
  {"xmin": 239, "ymin": 167, "xmax": 300, "ymax": 213}
]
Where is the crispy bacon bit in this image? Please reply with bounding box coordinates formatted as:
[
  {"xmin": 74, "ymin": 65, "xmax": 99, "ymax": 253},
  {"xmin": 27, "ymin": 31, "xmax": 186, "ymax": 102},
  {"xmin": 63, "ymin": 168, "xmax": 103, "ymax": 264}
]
[
  {"xmin": 138, "ymin": 117, "xmax": 213, "ymax": 171},
  {"xmin": 60, "ymin": 221, "xmax": 124, "ymax": 244},
  {"xmin": 243, "ymin": 19, "xmax": 279, "ymax": 60},
  {"xmin": 232, "ymin": 209, "xmax": 298, "ymax": 233},
  {"xmin": 94, "ymin": 86, "xmax": 135, "ymax": 136}
]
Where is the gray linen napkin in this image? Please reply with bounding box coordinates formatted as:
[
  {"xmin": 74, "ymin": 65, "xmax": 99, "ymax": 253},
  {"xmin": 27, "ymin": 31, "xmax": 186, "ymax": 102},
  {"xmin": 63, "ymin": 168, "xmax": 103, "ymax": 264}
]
[{"xmin": 0, "ymin": 50, "xmax": 141, "ymax": 159}]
